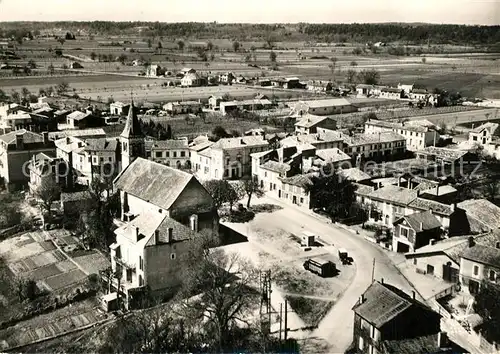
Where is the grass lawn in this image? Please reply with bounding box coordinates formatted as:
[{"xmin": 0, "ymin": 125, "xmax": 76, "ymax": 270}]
[
  {"xmin": 270, "ymin": 263, "xmax": 335, "ymax": 297},
  {"xmin": 285, "ymin": 295, "xmax": 334, "ymax": 327}
]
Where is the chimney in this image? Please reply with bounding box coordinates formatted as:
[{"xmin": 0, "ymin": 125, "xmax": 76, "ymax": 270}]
[
  {"xmin": 166, "ymin": 228, "xmax": 173, "ymax": 243},
  {"xmin": 66, "ymin": 136, "xmax": 70, "ymax": 144},
  {"xmin": 496, "ymin": 241, "xmax": 500, "ymax": 249},
  {"xmin": 154, "ymin": 229, "xmax": 160, "ymax": 244},
  {"xmin": 135, "ymin": 227, "xmax": 140, "ymax": 240},
  {"xmin": 412, "ymin": 290, "xmax": 416, "ymax": 300},
  {"xmin": 437, "ymin": 332, "xmax": 448, "ymax": 348},
  {"xmin": 468, "ymin": 236, "xmax": 475, "ymax": 248},
  {"xmin": 436, "ymin": 185, "xmax": 440, "ymax": 196},
  {"xmin": 416, "ymin": 190, "xmax": 420, "ymax": 197},
  {"xmin": 42, "ymin": 132, "xmax": 49, "ymax": 145},
  {"xmin": 420, "ymin": 222, "xmax": 423, "ymax": 231},
  {"xmin": 429, "ymin": 239, "xmax": 436, "ymax": 245},
  {"xmin": 451, "ymin": 202, "xmax": 456, "ymax": 212},
  {"xmin": 381, "ymin": 278, "xmax": 384, "ymax": 284},
  {"xmin": 429, "ymin": 208, "xmax": 433, "ymax": 215},
  {"xmin": 15, "ymin": 132, "xmax": 24, "ymax": 150},
  {"xmin": 359, "ymin": 294, "xmax": 365, "ymax": 304}
]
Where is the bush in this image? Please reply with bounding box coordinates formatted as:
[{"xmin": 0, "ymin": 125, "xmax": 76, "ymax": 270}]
[{"xmin": 226, "ymin": 209, "xmax": 255, "ymax": 223}]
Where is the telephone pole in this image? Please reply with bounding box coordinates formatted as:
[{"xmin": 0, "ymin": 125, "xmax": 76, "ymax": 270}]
[
  {"xmin": 284, "ymin": 299, "xmax": 288, "ymax": 340},
  {"xmin": 371, "ymin": 258, "xmax": 376, "ymax": 283}
]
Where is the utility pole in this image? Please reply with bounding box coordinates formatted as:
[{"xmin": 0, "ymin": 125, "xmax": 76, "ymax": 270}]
[
  {"xmin": 371, "ymin": 258, "xmax": 376, "ymax": 283},
  {"xmin": 284, "ymin": 299, "xmax": 288, "ymax": 341},
  {"xmin": 279, "ymin": 303, "xmax": 283, "ymax": 341}
]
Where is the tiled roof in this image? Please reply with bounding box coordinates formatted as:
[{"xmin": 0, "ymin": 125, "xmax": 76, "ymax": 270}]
[
  {"xmin": 152, "ymin": 139, "xmax": 189, "ymax": 150},
  {"xmin": 83, "ymin": 138, "xmax": 119, "ymax": 152},
  {"xmin": 211, "ymin": 136, "xmax": 268, "ymax": 150},
  {"xmin": 190, "ymin": 141, "xmax": 214, "ymax": 152},
  {"xmin": 295, "ymin": 114, "xmax": 333, "ymax": 128},
  {"xmin": 60, "ymin": 191, "xmax": 91, "ymax": 203},
  {"xmin": 394, "ymin": 211, "xmax": 442, "ymax": 231},
  {"xmin": 458, "ymin": 199, "xmax": 500, "ymax": 230},
  {"xmin": 366, "ymin": 119, "xmax": 429, "ymax": 133},
  {"xmin": 408, "ymin": 198, "xmax": 454, "ymax": 216},
  {"xmin": 382, "ymin": 87, "xmax": 401, "ymax": 93},
  {"xmin": 300, "ymin": 98, "xmax": 351, "ymax": 108},
  {"xmin": 367, "ymin": 185, "xmax": 418, "ymax": 205},
  {"xmin": 114, "ymin": 158, "xmax": 194, "ymax": 210},
  {"xmin": 471, "ymin": 122, "xmax": 498, "ymax": 134},
  {"xmin": 421, "ymin": 185, "xmax": 457, "ymax": 196},
  {"xmin": 49, "ymin": 128, "xmax": 106, "ymax": 140},
  {"xmin": 345, "ymin": 132, "xmax": 405, "ymax": 146},
  {"xmin": 315, "ymin": 148, "xmax": 350, "ymax": 163},
  {"xmin": 67, "ymin": 111, "xmax": 90, "ymax": 121},
  {"xmin": 417, "ymin": 147, "xmax": 469, "ymax": 161},
  {"xmin": 260, "ymin": 160, "xmax": 291, "ymax": 174},
  {"xmin": 280, "ymin": 174, "xmax": 314, "ymax": 188},
  {"xmin": 462, "ymin": 244, "xmax": 500, "ymax": 269},
  {"xmin": 0, "ymin": 129, "xmax": 45, "ymax": 145},
  {"xmin": 221, "ymin": 99, "xmax": 272, "ymax": 107},
  {"xmin": 381, "ymin": 333, "xmax": 464, "ymax": 354},
  {"xmin": 352, "ymin": 281, "xmax": 429, "ymax": 327},
  {"xmin": 353, "ymin": 183, "xmax": 375, "ymax": 196},
  {"xmin": 339, "ymin": 167, "xmax": 371, "ymax": 182}
]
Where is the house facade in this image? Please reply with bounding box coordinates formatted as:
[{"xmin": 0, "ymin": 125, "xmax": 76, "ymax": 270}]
[
  {"xmin": 181, "ymin": 73, "xmax": 202, "ymax": 87},
  {"xmin": 150, "ymin": 138, "xmax": 191, "ymax": 169},
  {"xmin": 111, "ymin": 158, "xmax": 219, "ymax": 308},
  {"xmin": 193, "ymin": 136, "xmax": 269, "ymax": 180},
  {"xmin": 392, "ymin": 211, "xmax": 442, "ymax": 253},
  {"xmin": 163, "ymin": 101, "xmax": 202, "ymax": 115},
  {"xmin": 468, "ymin": 122, "xmax": 498, "ymax": 146},
  {"xmin": 28, "ymin": 152, "xmax": 69, "ymax": 194},
  {"xmin": 364, "ymin": 120, "xmax": 438, "ymax": 151},
  {"xmin": 291, "ymin": 98, "xmax": 357, "ymax": 116},
  {"xmin": 110, "ymin": 102, "xmax": 130, "ymax": 116},
  {"xmin": 0, "ymin": 130, "xmax": 55, "ymax": 191},
  {"xmin": 294, "ymin": 114, "xmax": 337, "ymax": 135},
  {"xmin": 460, "ymin": 238, "xmax": 500, "ymax": 294}
]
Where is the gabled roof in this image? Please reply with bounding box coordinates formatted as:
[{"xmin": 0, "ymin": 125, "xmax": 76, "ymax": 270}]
[
  {"xmin": 295, "ymin": 114, "xmax": 334, "ymax": 128},
  {"xmin": 381, "ymin": 333, "xmax": 465, "ymax": 354},
  {"xmin": 114, "ymin": 158, "xmax": 194, "ymax": 210},
  {"xmin": 408, "ymin": 198, "xmax": 454, "ymax": 216},
  {"xmin": 120, "ymin": 101, "xmax": 143, "ymax": 138},
  {"xmin": 260, "ymin": 160, "xmax": 291, "ymax": 174},
  {"xmin": 458, "ymin": 199, "xmax": 500, "ymax": 230},
  {"xmin": 462, "ymin": 244, "xmax": 500, "ymax": 269},
  {"xmin": 344, "ymin": 132, "xmax": 405, "ymax": 146},
  {"xmin": 367, "ymin": 185, "xmax": 418, "ymax": 206},
  {"xmin": 315, "ymin": 148, "xmax": 350, "ymax": 163},
  {"xmin": 210, "ymin": 136, "xmax": 268, "ymax": 150},
  {"xmin": 352, "ymin": 281, "xmax": 433, "ymax": 328},
  {"xmin": 339, "ymin": 167, "xmax": 371, "ymax": 182},
  {"xmin": 471, "ymin": 122, "xmax": 498, "ymax": 134},
  {"xmin": 152, "ymin": 139, "xmax": 189, "ymax": 150},
  {"xmin": 83, "ymin": 138, "xmax": 119, "ymax": 152},
  {"xmin": 421, "ymin": 185, "xmax": 457, "ymax": 197},
  {"xmin": 0, "ymin": 129, "xmax": 45, "ymax": 145},
  {"xmin": 67, "ymin": 111, "xmax": 91, "ymax": 121},
  {"xmin": 417, "ymin": 147, "xmax": 469, "ymax": 161},
  {"xmin": 280, "ymin": 174, "xmax": 314, "ymax": 188},
  {"xmin": 190, "ymin": 140, "xmax": 214, "ymax": 152},
  {"xmin": 394, "ymin": 211, "xmax": 442, "ymax": 231}
]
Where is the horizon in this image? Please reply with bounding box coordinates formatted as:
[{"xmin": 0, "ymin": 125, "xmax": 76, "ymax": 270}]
[{"xmin": 0, "ymin": 0, "xmax": 498, "ymax": 26}]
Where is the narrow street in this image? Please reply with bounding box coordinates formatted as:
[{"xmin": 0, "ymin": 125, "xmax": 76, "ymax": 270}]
[{"xmin": 230, "ymin": 196, "xmax": 420, "ymax": 353}]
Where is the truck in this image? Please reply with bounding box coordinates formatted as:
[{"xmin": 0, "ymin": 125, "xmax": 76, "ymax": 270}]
[
  {"xmin": 338, "ymin": 248, "xmax": 351, "ymax": 265},
  {"xmin": 303, "ymin": 257, "xmax": 337, "ymax": 277}
]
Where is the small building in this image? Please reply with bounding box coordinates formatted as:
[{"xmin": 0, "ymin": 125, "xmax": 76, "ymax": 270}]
[
  {"xmin": 460, "ymin": 233, "xmax": 500, "ymax": 294},
  {"xmin": 294, "ymin": 114, "xmax": 337, "ymax": 135},
  {"xmin": 392, "ymin": 211, "xmax": 442, "ymax": 253},
  {"xmin": 208, "ymin": 95, "xmax": 224, "ymax": 110},
  {"xmin": 163, "ymin": 101, "xmax": 202, "ymax": 115},
  {"xmin": 110, "ymin": 102, "xmax": 131, "ymax": 116},
  {"xmin": 146, "ymin": 64, "xmax": 163, "ymax": 77},
  {"xmin": 60, "ymin": 191, "xmax": 92, "ymax": 216},
  {"xmin": 291, "ymin": 98, "xmax": 357, "ymax": 116},
  {"xmin": 28, "ymin": 152, "xmax": 69, "ymax": 195},
  {"xmin": 415, "ymin": 146, "xmax": 478, "ymax": 165},
  {"xmin": 380, "ymin": 87, "xmax": 404, "ymax": 100},
  {"xmin": 308, "ymin": 80, "xmax": 333, "ymax": 93},
  {"xmin": 468, "ymin": 122, "xmax": 498, "ymax": 146},
  {"xmin": 219, "ymin": 99, "xmax": 273, "ymax": 116},
  {"xmin": 180, "ymin": 68, "xmax": 196, "ymax": 75},
  {"xmin": 352, "ymin": 280, "xmax": 446, "ymax": 354},
  {"xmin": 49, "ymin": 128, "xmax": 106, "ymax": 141},
  {"xmin": 219, "ymin": 72, "xmax": 235, "ymax": 84},
  {"xmin": 70, "ymin": 62, "xmax": 84, "ymax": 69},
  {"xmin": 279, "ymin": 174, "xmax": 314, "ymax": 209},
  {"xmin": 180, "ymin": 72, "xmax": 202, "ymax": 87},
  {"xmin": 66, "ymin": 111, "xmax": 93, "ymax": 129}
]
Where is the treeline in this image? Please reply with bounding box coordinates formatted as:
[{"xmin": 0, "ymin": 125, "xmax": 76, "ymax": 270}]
[
  {"xmin": 303, "ymin": 23, "xmax": 500, "ymax": 45},
  {"xmin": 1, "ymin": 22, "xmax": 499, "ymax": 45}
]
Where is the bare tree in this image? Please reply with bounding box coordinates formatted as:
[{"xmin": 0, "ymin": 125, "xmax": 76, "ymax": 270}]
[
  {"xmin": 181, "ymin": 238, "xmax": 259, "ymax": 352},
  {"xmin": 34, "ymin": 178, "xmax": 61, "ymax": 215},
  {"xmin": 328, "ymin": 57, "xmax": 338, "ymax": 80}
]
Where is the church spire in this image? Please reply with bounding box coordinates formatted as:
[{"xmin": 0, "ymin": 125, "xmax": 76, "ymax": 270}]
[{"xmin": 120, "ymin": 99, "xmax": 143, "ymax": 138}]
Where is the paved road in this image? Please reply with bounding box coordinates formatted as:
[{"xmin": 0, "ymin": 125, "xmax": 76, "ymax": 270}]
[{"xmin": 246, "ymin": 196, "xmax": 419, "ymax": 352}]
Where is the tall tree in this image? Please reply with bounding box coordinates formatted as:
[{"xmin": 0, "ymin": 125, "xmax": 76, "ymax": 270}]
[
  {"xmin": 269, "ymin": 51, "xmax": 277, "ymax": 63},
  {"xmin": 177, "ymin": 40, "xmax": 185, "ymax": 51},
  {"xmin": 358, "ymin": 69, "xmax": 380, "ymax": 85},
  {"xmin": 240, "ymin": 176, "xmax": 264, "ymax": 208},
  {"xmin": 34, "ymin": 178, "xmax": 61, "ymax": 215},
  {"xmin": 166, "ymin": 124, "xmax": 172, "ymax": 139},
  {"xmin": 328, "ymin": 57, "xmax": 338, "ymax": 79},
  {"xmin": 232, "ymin": 41, "xmax": 240, "ymax": 52},
  {"xmin": 473, "ymin": 282, "xmax": 500, "ymax": 341},
  {"xmin": 306, "ymin": 165, "xmax": 357, "ymax": 220}
]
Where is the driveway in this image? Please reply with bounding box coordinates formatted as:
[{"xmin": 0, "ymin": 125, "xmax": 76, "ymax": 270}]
[{"xmin": 245, "ymin": 196, "xmax": 419, "ymax": 352}]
